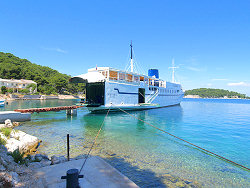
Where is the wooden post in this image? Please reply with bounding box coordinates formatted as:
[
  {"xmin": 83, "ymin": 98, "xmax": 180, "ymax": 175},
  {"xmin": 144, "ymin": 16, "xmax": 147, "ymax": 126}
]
[{"xmin": 67, "ymin": 134, "xmax": 70, "ymax": 161}]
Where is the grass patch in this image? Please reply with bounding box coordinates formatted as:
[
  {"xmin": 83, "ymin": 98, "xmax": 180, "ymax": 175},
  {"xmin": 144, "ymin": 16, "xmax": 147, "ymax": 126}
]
[
  {"xmin": 0, "ymin": 127, "xmax": 12, "ymax": 138},
  {"xmin": 0, "ymin": 135, "xmax": 6, "ymax": 145},
  {"xmin": 9, "ymin": 149, "xmax": 25, "ymax": 164}
]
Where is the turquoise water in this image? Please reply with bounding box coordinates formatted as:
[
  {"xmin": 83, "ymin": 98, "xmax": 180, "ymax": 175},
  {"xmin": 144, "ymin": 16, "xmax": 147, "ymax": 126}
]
[{"xmin": 1, "ymin": 99, "xmax": 250, "ymax": 187}]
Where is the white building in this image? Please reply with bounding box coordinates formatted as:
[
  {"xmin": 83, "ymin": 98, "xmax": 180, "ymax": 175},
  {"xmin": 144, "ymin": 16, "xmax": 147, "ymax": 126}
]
[{"xmin": 0, "ymin": 78, "xmax": 37, "ymax": 93}]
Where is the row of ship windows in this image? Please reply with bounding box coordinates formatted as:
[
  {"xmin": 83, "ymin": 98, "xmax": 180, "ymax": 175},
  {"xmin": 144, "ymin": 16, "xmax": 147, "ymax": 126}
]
[
  {"xmin": 100, "ymin": 71, "xmax": 166, "ymax": 87},
  {"xmin": 149, "ymin": 87, "xmax": 180, "ymax": 93}
]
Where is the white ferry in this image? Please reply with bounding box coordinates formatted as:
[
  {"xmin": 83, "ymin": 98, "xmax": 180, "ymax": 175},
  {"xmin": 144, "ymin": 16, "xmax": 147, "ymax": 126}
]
[{"xmin": 71, "ymin": 44, "xmax": 184, "ymax": 112}]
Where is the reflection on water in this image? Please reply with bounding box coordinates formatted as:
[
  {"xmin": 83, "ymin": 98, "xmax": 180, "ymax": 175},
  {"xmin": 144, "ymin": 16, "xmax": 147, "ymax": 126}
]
[{"xmin": 8, "ymin": 99, "xmax": 250, "ymax": 187}]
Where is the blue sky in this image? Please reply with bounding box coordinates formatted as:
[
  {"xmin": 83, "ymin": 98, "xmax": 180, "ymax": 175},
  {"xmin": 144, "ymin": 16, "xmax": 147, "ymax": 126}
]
[{"xmin": 1, "ymin": 0, "xmax": 250, "ymax": 95}]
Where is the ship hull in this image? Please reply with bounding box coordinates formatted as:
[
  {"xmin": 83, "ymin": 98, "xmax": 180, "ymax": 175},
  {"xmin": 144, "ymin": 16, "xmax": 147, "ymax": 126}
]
[
  {"xmin": 87, "ymin": 103, "xmax": 182, "ymax": 113},
  {"xmin": 86, "ymin": 81, "xmax": 184, "ymax": 113}
]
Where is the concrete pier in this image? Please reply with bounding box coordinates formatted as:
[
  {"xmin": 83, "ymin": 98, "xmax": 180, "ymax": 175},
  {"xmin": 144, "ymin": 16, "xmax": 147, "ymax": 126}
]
[
  {"xmin": 66, "ymin": 109, "xmax": 77, "ymax": 116},
  {"xmin": 34, "ymin": 156, "xmax": 138, "ymax": 188},
  {"xmin": 0, "ymin": 111, "xmax": 31, "ymax": 123}
]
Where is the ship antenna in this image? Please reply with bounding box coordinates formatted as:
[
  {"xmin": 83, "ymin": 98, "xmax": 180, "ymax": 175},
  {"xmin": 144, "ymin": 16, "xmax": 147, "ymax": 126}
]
[
  {"xmin": 130, "ymin": 40, "xmax": 133, "ymax": 72},
  {"xmin": 169, "ymin": 58, "xmax": 179, "ymax": 83}
]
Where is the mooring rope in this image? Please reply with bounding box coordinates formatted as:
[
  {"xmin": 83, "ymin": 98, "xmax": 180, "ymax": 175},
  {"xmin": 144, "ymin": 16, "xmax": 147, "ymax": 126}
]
[
  {"xmin": 116, "ymin": 107, "xmax": 250, "ymax": 171},
  {"xmin": 79, "ymin": 107, "xmax": 111, "ymax": 173}
]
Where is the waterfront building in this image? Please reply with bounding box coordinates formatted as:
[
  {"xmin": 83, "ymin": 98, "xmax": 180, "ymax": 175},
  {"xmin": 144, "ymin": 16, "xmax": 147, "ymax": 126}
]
[{"xmin": 0, "ymin": 78, "xmax": 37, "ymax": 93}]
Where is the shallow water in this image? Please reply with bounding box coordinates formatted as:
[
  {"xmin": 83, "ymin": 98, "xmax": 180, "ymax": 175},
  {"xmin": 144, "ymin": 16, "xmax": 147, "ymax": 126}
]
[{"xmin": 1, "ymin": 99, "xmax": 250, "ymax": 187}]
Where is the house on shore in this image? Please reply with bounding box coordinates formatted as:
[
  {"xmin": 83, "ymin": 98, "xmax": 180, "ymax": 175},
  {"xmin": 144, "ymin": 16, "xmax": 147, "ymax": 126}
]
[{"xmin": 0, "ymin": 78, "xmax": 37, "ymax": 93}]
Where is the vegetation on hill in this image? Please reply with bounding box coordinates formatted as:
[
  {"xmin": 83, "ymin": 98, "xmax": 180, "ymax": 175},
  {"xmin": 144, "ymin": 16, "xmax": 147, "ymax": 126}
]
[
  {"xmin": 0, "ymin": 52, "xmax": 83, "ymax": 94},
  {"xmin": 185, "ymin": 88, "xmax": 249, "ymax": 99}
]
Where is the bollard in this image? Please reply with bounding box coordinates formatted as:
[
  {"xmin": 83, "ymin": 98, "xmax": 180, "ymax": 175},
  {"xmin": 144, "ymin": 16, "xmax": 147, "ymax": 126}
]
[
  {"xmin": 67, "ymin": 134, "xmax": 70, "ymax": 161},
  {"xmin": 61, "ymin": 169, "xmax": 84, "ymax": 188}
]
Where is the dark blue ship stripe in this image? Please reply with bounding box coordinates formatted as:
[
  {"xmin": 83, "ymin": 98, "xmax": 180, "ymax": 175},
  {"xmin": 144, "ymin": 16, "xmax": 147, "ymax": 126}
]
[
  {"xmin": 114, "ymin": 88, "xmax": 138, "ymax": 95},
  {"xmin": 114, "ymin": 88, "xmax": 181, "ymax": 96}
]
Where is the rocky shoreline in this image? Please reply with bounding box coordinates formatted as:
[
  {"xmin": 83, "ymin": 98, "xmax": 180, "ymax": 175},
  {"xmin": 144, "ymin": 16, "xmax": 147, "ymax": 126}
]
[
  {"xmin": 0, "ymin": 144, "xmax": 88, "ymax": 187},
  {"xmin": 0, "ymin": 119, "xmax": 86, "ymax": 187}
]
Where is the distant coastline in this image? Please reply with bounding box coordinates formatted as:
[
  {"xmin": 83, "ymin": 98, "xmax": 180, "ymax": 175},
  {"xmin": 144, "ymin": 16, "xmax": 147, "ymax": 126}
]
[
  {"xmin": 184, "ymin": 95, "xmax": 249, "ymax": 100},
  {"xmin": 184, "ymin": 88, "xmax": 250, "ymax": 99}
]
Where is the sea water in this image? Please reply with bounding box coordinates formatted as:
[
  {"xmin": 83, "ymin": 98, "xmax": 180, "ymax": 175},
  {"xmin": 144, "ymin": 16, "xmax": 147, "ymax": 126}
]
[{"xmin": 1, "ymin": 99, "xmax": 250, "ymax": 187}]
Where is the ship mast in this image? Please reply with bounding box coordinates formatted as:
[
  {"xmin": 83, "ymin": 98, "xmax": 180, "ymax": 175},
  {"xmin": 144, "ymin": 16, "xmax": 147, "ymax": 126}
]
[
  {"xmin": 169, "ymin": 58, "xmax": 178, "ymax": 83},
  {"xmin": 130, "ymin": 41, "xmax": 134, "ymax": 72}
]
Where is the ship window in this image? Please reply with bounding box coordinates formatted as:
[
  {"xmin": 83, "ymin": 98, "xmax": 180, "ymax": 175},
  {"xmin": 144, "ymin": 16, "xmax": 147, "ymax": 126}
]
[
  {"xmin": 119, "ymin": 73, "xmax": 125, "ymax": 80},
  {"xmin": 134, "ymin": 76, "xmax": 139, "ymax": 82},
  {"xmin": 149, "ymin": 79, "xmax": 153, "ymax": 86},
  {"xmin": 126, "ymin": 74, "xmax": 133, "ymax": 82},
  {"xmin": 109, "ymin": 71, "xmax": 118, "ymax": 80}
]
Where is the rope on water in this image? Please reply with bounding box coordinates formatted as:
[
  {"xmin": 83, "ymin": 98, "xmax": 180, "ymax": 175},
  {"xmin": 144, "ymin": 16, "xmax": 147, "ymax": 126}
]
[
  {"xmin": 116, "ymin": 107, "xmax": 250, "ymax": 171},
  {"xmin": 79, "ymin": 107, "xmax": 111, "ymax": 173}
]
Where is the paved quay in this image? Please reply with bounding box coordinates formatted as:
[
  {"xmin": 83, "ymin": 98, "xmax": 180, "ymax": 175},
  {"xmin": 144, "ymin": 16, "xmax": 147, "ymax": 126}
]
[
  {"xmin": 34, "ymin": 156, "xmax": 139, "ymax": 188},
  {"xmin": 0, "ymin": 111, "xmax": 31, "ymax": 123}
]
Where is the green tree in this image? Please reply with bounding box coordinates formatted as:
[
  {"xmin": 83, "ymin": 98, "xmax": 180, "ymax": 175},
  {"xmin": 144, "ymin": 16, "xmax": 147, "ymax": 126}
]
[
  {"xmin": 1, "ymin": 86, "xmax": 7, "ymax": 94},
  {"xmin": 0, "ymin": 52, "xmax": 85, "ymax": 95},
  {"xmin": 20, "ymin": 89, "xmax": 29, "ymax": 94},
  {"xmin": 7, "ymin": 88, "xmax": 13, "ymax": 93},
  {"xmin": 27, "ymin": 83, "xmax": 37, "ymax": 93}
]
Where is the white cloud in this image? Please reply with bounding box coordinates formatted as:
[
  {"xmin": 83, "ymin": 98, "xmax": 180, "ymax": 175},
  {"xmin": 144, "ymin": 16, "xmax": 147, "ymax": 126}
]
[
  {"xmin": 212, "ymin": 78, "xmax": 228, "ymax": 81},
  {"xmin": 207, "ymin": 83, "xmax": 212, "ymax": 87},
  {"xmin": 41, "ymin": 47, "xmax": 67, "ymax": 54},
  {"xmin": 186, "ymin": 66, "xmax": 202, "ymax": 72},
  {"xmin": 227, "ymin": 82, "xmax": 250, "ymax": 87}
]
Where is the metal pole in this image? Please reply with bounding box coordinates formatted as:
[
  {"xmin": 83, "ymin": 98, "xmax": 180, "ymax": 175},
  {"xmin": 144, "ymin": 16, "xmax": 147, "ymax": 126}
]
[{"xmin": 67, "ymin": 134, "xmax": 70, "ymax": 161}]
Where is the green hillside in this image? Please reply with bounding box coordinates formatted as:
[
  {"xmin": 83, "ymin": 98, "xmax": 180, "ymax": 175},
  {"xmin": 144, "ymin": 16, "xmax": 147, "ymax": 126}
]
[
  {"xmin": 185, "ymin": 88, "xmax": 249, "ymax": 99},
  {"xmin": 0, "ymin": 52, "xmax": 82, "ymax": 94}
]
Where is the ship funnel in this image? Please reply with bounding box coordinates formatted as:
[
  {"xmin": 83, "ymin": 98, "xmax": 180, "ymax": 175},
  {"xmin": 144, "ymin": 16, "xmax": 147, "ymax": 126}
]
[{"xmin": 148, "ymin": 69, "xmax": 159, "ymax": 79}]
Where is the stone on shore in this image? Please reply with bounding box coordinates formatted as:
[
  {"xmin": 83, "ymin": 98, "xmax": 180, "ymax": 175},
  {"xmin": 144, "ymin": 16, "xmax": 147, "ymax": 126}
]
[
  {"xmin": 0, "ymin": 145, "xmax": 46, "ymax": 187},
  {"xmin": 50, "ymin": 155, "xmax": 67, "ymax": 165},
  {"xmin": 5, "ymin": 119, "xmax": 13, "ymax": 128},
  {"xmin": 2, "ymin": 130, "xmax": 40, "ymax": 153}
]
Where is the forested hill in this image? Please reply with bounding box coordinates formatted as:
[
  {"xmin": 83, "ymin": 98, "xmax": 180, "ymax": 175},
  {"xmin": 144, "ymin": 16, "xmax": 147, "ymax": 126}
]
[
  {"xmin": 185, "ymin": 88, "xmax": 249, "ymax": 99},
  {"xmin": 0, "ymin": 52, "xmax": 80, "ymax": 94}
]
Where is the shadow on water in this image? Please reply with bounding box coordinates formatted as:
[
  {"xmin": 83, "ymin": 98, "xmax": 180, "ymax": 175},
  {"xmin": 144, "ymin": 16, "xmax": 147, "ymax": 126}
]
[{"xmin": 81, "ymin": 105, "xmax": 183, "ymax": 128}]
